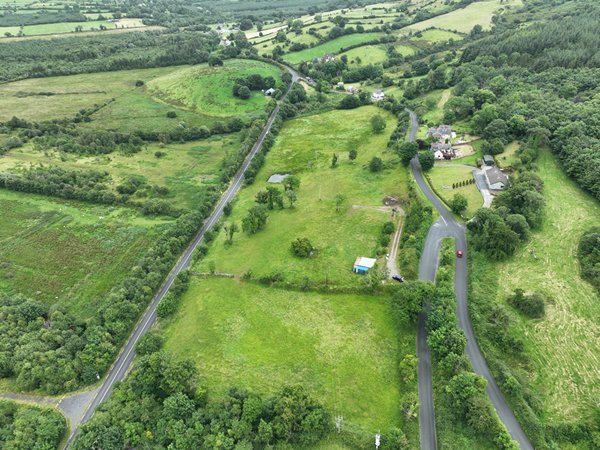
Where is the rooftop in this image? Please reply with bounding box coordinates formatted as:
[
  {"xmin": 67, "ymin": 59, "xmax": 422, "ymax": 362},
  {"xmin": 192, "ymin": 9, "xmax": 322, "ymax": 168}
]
[{"xmin": 354, "ymin": 257, "xmax": 377, "ymax": 268}]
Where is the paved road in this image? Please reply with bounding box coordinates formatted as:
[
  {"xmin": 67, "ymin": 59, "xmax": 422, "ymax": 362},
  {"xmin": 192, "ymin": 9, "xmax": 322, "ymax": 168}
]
[
  {"xmin": 407, "ymin": 110, "xmax": 533, "ymax": 450},
  {"xmin": 407, "ymin": 109, "xmax": 438, "ymax": 450},
  {"xmin": 63, "ymin": 72, "xmax": 298, "ymax": 449}
]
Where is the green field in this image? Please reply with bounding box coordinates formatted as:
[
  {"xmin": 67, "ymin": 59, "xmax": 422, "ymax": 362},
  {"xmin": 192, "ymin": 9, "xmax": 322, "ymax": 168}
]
[
  {"xmin": 195, "ymin": 106, "xmax": 408, "ymax": 286},
  {"xmin": 147, "ymin": 59, "xmax": 283, "ymax": 118},
  {"xmin": 163, "ymin": 277, "xmax": 408, "ymax": 434},
  {"xmin": 492, "ymin": 151, "xmax": 600, "ymax": 422},
  {"xmin": 0, "ymin": 60, "xmax": 282, "ymax": 131},
  {"xmin": 428, "ymin": 165, "xmax": 482, "ymax": 217},
  {"xmin": 408, "ymin": 0, "xmax": 523, "ymax": 33},
  {"xmin": 0, "ymin": 134, "xmax": 240, "ymax": 210},
  {"xmin": 496, "ymin": 141, "xmax": 520, "ymax": 168},
  {"xmin": 410, "ymin": 28, "xmax": 463, "ymax": 43},
  {"xmin": 394, "ymin": 43, "xmax": 416, "ymax": 56},
  {"xmin": 0, "ymin": 18, "xmax": 144, "ymax": 37},
  {"xmin": 283, "ymin": 32, "xmax": 383, "ymax": 64},
  {"xmin": 0, "ymin": 189, "xmax": 169, "ymax": 319},
  {"xmin": 0, "ymin": 66, "xmax": 186, "ymax": 123},
  {"xmin": 341, "ymin": 44, "xmax": 388, "ymax": 66}
]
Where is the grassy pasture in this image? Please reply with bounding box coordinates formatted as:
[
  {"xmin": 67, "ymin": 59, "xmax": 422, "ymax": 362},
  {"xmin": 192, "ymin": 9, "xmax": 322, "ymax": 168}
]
[
  {"xmin": 0, "ymin": 60, "xmax": 281, "ymax": 132},
  {"xmin": 0, "ymin": 66, "xmax": 185, "ymax": 123},
  {"xmin": 0, "ymin": 189, "xmax": 168, "ymax": 319},
  {"xmin": 0, "ymin": 18, "xmax": 144, "ymax": 37},
  {"xmin": 407, "ymin": 0, "xmax": 523, "ymax": 33},
  {"xmin": 341, "ymin": 44, "xmax": 388, "ymax": 66},
  {"xmin": 283, "ymin": 32, "xmax": 383, "ymax": 64},
  {"xmin": 0, "ymin": 134, "xmax": 239, "ymax": 210},
  {"xmin": 147, "ymin": 59, "xmax": 282, "ymax": 118},
  {"xmin": 410, "ymin": 28, "xmax": 463, "ymax": 43},
  {"xmin": 428, "ymin": 165, "xmax": 482, "ymax": 217},
  {"xmin": 492, "ymin": 151, "xmax": 600, "ymax": 422},
  {"xmin": 163, "ymin": 277, "xmax": 407, "ymax": 434},
  {"xmin": 394, "ymin": 43, "xmax": 416, "ymax": 56},
  {"xmin": 196, "ymin": 106, "xmax": 408, "ymax": 286}
]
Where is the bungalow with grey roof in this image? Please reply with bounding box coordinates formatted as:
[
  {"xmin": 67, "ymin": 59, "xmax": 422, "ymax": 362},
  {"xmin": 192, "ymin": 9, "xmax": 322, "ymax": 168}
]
[{"xmin": 484, "ymin": 167, "xmax": 509, "ymax": 190}]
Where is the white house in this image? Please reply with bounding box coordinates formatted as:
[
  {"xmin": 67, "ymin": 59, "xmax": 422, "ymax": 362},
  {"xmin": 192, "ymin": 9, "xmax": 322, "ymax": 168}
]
[
  {"xmin": 264, "ymin": 88, "xmax": 276, "ymax": 96},
  {"xmin": 431, "ymin": 142, "xmax": 455, "ymax": 160},
  {"xmin": 371, "ymin": 89, "xmax": 385, "ymax": 102}
]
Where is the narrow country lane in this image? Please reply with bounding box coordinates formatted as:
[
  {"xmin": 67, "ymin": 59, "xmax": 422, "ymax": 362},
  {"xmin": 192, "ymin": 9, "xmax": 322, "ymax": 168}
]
[
  {"xmin": 57, "ymin": 69, "xmax": 299, "ymax": 449},
  {"xmin": 407, "ymin": 109, "xmax": 533, "ymax": 450}
]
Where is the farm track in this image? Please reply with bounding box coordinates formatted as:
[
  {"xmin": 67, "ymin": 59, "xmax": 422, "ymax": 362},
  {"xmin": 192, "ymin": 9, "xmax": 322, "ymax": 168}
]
[{"xmin": 407, "ymin": 109, "xmax": 533, "ymax": 450}]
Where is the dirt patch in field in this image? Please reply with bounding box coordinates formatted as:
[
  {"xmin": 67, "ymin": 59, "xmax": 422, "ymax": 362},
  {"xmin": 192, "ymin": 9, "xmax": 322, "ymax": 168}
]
[{"xmin": 453, "ymin": 144, "xmax": 475, "ymax": 158}]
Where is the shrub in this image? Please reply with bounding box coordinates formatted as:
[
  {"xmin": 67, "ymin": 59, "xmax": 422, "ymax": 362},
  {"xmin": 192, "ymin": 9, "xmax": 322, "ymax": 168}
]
[
  {"xmin": 290, "ymin": 237, "xmax": 314, "ymax": 258},
  {"xmin": 166, "ymin": 111, "xmax": 177, "ymax": 118},
  {"xmin": 369, "ymin": 156, "xmax": 383, "ymax": 172},
  {"xmin": 507, "ymin": 289, "xmax": 545, "ymax": 318}
]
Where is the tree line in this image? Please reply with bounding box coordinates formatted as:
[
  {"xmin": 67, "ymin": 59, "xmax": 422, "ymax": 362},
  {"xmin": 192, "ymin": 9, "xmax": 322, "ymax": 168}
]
[{"xmin": 0, "ymin": 166, "xmax": 183, "ymax": 217}]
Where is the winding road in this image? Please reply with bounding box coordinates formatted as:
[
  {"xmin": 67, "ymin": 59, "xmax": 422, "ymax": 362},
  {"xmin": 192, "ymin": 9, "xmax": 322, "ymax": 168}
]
[{"xmin": 407, "ymin": 110, "xmax": 533, "ymax": 450}]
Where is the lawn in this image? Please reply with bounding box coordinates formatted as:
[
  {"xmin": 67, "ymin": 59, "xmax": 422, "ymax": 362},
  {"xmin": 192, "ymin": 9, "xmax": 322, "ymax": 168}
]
[
  {"xmin": 341, "ymin": 44, "xmax": 388, "ymax": 66},
  {"xmin": 407, "ymin": 0, "xmax": 523, "ymax": 33},
  {"xmin": 0, "ymin": 189, "xmax": 169, "ymax": 320},
  {"xmin": 492, "ymin": 151, "xmax": 600, "ymax": 423},
  {"xmin": 146, "ymin": 59, "xmax": 283, "ymax": 118},
  {"xmin": 0, "ymin": 18, "xmax": 144, "ymax": 37},
  {"xmin": 427, "ymin": 165, "xmax": 482, "ymax": 217},
  {"xmin": 283, "ymin": 32, "xmax": 383, "ymax": 64},
  {"xmin": 162, "ymin": 277, "xmax": 408, "ymax": 434},
  {"xmin": 195, "ymin": 106, "xmax": 408, "ymax": 287},
  {"xmin": 0, "ymin": 134, "xmax": 240, "ymax": 211},
  {"xmin": 496, "ymin": 141, "xmax": 520, "ymax": 168}
]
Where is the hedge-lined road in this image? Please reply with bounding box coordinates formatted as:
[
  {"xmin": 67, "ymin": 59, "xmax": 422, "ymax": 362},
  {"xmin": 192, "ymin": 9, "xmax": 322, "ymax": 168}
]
[
  {"xmin": 407, "ymin": 109, "xmax": 533, "ymax": 450},
  {"xmin": 60, "ymin": 69, "xmax": 298, "ymax": 448}
]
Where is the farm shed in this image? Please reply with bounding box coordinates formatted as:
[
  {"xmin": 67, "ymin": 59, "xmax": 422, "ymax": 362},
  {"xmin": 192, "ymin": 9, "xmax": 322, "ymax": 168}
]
[{"xmin": 353, "ymin": 257, "xmax": 377, "ymax": 274}]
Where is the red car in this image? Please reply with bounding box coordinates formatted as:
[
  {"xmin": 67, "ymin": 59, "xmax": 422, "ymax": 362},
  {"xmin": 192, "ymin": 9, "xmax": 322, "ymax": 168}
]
[{"xmin": 457, "ymin": 250, "xmax": 463, "ymax": 258}]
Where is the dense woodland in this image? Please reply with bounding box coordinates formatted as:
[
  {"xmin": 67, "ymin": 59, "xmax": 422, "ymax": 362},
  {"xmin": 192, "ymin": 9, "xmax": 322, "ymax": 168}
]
[
  {"xmin": 0, "ymin": 400, "xmax": 66, "ymax": 450},
  {"xmin": 0, "ymin": 30, "xmax": 219, "ymax": 81}
]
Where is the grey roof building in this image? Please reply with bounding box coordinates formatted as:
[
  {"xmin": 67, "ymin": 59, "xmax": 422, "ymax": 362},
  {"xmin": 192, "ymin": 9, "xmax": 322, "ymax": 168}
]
[{"xmin": 485, "ymin": 167, "xmax": 509, "ymax": 190}]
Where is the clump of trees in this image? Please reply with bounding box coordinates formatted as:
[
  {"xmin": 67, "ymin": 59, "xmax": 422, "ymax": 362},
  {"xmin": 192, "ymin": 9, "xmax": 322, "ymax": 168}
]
[
  {"xmin": 577, "ymin": 226, "xmax": 600, "ymax": 294},
  {"xmin": 449, "ymin": 193, "xmax": 468, "ymax": 214},
  {"xmin": 233, "ymin": 74, "xmax": 276, "ymax": 98},
  {"xmin": 0, "ymin": 166, "xmax": 179, "ymax": 217},
  {"xmin": 291, "ymin": 237, "xmax": 315, "ymax": 258},
  {"xmin": 507, "ymin": 289, "xmax": 545, "ymax": 318},
  {"xmin": 242, "ymin": 204, "xmax": 269, "ymax": 234},
  {"xmin": 73, "ymin": 349, "xmax": 331, "ymax": 449},
  {"xmin": 0, "ymin": 401, "xmax": 66, "ymax": 450},
  {"xmin": 468, "ymin": 173, "xmax": 544, "ymax": 259}
]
